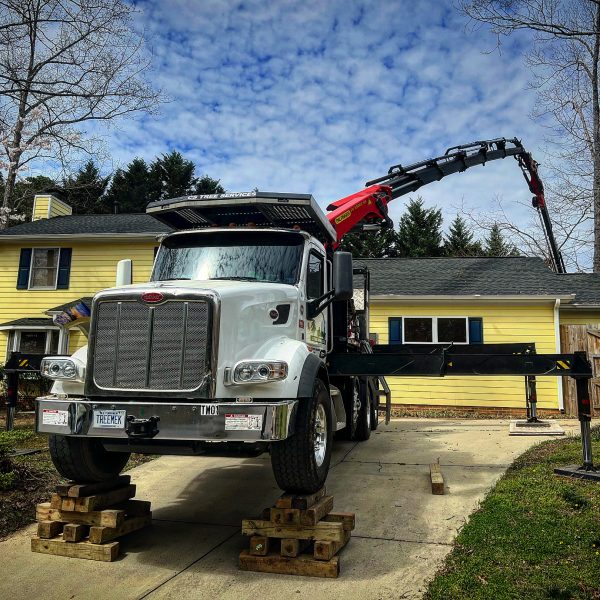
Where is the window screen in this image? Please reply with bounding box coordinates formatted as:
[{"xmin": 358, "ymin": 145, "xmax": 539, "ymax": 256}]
[
  {"xmin": 404, "ymin": 317, "xmax": 433, "ymax": 343},
  {"xmin": 306, "ymin": 252, "xmax": 324, "ymax": 299},
  {"xmin": 30, "ymin": 248, "xmax": 59, "ymax": 289}
]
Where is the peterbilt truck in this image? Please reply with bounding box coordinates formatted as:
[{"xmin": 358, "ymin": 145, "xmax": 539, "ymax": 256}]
[{"xmin": 36, "ymin": 138, "xmax": 588, "ymax": 493}]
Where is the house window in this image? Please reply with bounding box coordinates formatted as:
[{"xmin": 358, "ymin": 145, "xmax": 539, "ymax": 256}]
[
  {"xmin": 16, "ymin": 247, "xmax": 72, "ymax": 290},
  {"xmin": 306, "ymin": 251, "xmax": 324, "ymax": 299},
  {"xmin": 389, "ymin": 317, "xmax": 483, "ymax": 345}
]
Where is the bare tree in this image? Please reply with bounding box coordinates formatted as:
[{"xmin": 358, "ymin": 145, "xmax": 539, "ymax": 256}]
[
  {"xmin": 0, "ymin": 0, "xmax": 161, "ymax": 227},
  {"xmin": 460, "ymin": 0, "xmax": 600, "ymax": 271}
]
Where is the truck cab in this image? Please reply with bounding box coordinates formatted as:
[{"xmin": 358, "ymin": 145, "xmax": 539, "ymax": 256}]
[{"xmin": 36, "ymin": 193, "xmax": 378, "ymax": 493}]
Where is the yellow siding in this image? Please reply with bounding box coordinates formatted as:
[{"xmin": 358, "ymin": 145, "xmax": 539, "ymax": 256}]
[
  {"xmin": 0, "ymin": 240, "xmax": 158, "ymax": 363},
  {"xmin": 32, "ymin": 197, "xmax": 50, "ymax": 220},
  {"xmin": 370, "ymin": 302, "xmax": 559, "ymax": 409},
  {"xmin": 68, "ymin": 329, "xmax": 88, "ymax": 355},
  {"xmin": 559, "ymin": 311, "xmax": 600, "ymax": 325},
  {"xmin": 32, "ymin": 196, "xmax": 73, "ymax": 220}
]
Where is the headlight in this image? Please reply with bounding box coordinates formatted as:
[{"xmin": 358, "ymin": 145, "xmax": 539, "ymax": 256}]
[
  {"xmin": 232, "ymin": 361, "xmax": 288, "ymax": 384},
  {"xmin": 41, "ymin": 357, "xmax": 85, "ymax": 382}
]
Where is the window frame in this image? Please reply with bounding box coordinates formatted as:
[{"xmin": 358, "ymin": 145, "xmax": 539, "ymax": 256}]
[
  {"xmin": 400, "ymin": 316, "xmax": 470, "ymax": 345},
  {"xmin": 306, "ymin": 249, "xmax": 325, "ymax": 300},
  {"xmin": 6, "ymin": 328, "xmax": 61, "ymax": 356},
  {"xmin": 28, "ymin": 247, "xmax": 61, "ymax": 290}
]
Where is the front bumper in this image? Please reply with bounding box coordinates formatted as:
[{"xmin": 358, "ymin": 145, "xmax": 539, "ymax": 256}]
[{"xmin": 35, "ymin": 397, "xmax": 297, "ymax": 442}]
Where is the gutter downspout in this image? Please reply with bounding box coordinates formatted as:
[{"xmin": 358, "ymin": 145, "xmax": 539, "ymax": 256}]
[{"xmin": 554, "ymin": 298, "xmax": 564, "ymax": 412}]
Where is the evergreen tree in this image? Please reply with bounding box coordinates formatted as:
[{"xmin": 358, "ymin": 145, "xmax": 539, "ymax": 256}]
[
  {"xmin": 339, "ymin": 227, "xmax": 399, "ymax": 258},
  {"xmin": 444, "ymin": 215, "xmax": 482, "ymax": 256},
  {"xmin": 62, "ymin": 161, "xmax": 110, "ymax": 214},
  {"xmin": 10, "ymin": 175, "xmax": 56, "ymax": 221},
  {"xmin": 396, "ymin": 197, "xmax": 443, "ymax": 257},
  {"xmin": 484, "ymin": 223, "xmax": 519, "ymax": 257},
  {"xmin": 149, "ymin": 151, "xmax": 196, "ymax": 200},
  {"xmin": 195, "ymin": 175, "xmax": 225, "ymax": 195},
  {"xmin": 105, "ymin": 158, "xmax": 152, "ymax": 213}
]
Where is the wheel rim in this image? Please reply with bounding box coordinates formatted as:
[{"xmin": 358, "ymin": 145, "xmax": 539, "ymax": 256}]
[
  {"xmin": 314, "ymin": 404, "xmax": 327, "ymax": 467},
  {"xmin": 366, "ymin": 394, "xmax": 371, "ymax": 429},
  {"xmin": 352, "ymin": 382, "xmax": 360, "ymax": 427}
]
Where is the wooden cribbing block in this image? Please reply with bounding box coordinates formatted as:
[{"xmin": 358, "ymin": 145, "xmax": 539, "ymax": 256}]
[
  {"xmin": 55, "ymin": 475, "xmax": 131, "ymax": 498},
  {"xmin": 37, "ymin": 521, "xmax": 64, "ymax": 539},
  {"xmin": 36, "ymin": 503, "xmax": 125, "ymax": 528},
  {"xmin": 314, "ymin": 530, "xmax": 351, "ymax": 561},
  {"xmin": 280, "ymin": 538, "xmax": 310, "ymax": 558},
  {"xmin": 63, "ymin": 523, "xmax": 88, "ymax": 542},
  {"xmin": 239, "ymin": 550, "xmax": 339, "ymax": 578},
  {"xmin": 242, "ymin": 519, "xmax": 344, "ymax": 543},
  {"xmin": 70, "ymin": 484, "xmax": 136, "ymax": 512},
  {"xmin": 276, "ymin": 487, "xmax": 326, "ymax": 510},
  {"xmin": 270, "ymin": 507, "xmax": 300, "ymax": 525},
  {"xmin": 31, "ymin": 536, "xmax": 119, "ymax": 562},
  {"xmin": 322, "ymin": 512, "xmax": 355, "ymax": 531},
  {"xmin": 249, "ymin": 536, "xmax": 270, "ymax": 556},
  {"xmin": 119, "ymin": 499, "xmax": 151, "ymax": 517},
  {"xmin": 300, "ymin": 495, "xmax": 334, "ymax": 526},
  {"xmin": 430, "ymin": 463, "xmax": 445, "ymax": 495},
  {"xmin": 88, "ymin": 514, "xmax": 152, "ymax": 544}
]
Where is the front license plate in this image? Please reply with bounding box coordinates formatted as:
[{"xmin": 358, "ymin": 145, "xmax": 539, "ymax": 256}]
[{"xmin": 93, "ymin": 409, "xmax": 127, "ymax": 429}]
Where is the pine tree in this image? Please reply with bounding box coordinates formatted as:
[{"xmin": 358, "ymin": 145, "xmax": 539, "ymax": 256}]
[
  {"xmin": 149, "ymin": 151, "xmax": 196, "ymax": 201},
  {"xmin": 11, "ymin": 175, "xmax": 56, "ymax": 221},
  {"xmin": 485, "ymin": 223, "xmax": 518, "ymax": 257},
  {"xmin": 339, "ymin": 227, "xmax": 399, "ymax": 258},
  {"xmin": 396, "ymin": 197, "xmax": 443, "ymax": 257},
  {"xmin": 195, "ymin": 175, "xmax": 225, "ymax": 195},
  {"xmin": 444, "ymin": 215, "xmax": 482, "ymax": 256},
  {"xmin": 105, "ymin": 158, "xmax": 152, "ymax": 213},
  {"xmin": 62, "ymin": 161, "xmax": 110, "ymax": 214}
]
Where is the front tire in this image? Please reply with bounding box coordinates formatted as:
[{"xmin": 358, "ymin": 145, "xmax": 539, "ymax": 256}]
[
  {"xmin": 49, "ymin": 435, "xmax": 130, "ymax": 482},
  {"xmin": 271, "ymin": 379, "xmax": 333, "ymax": 493}
]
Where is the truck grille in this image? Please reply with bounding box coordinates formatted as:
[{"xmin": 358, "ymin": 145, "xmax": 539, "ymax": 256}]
[{"xmin": 91, "ymin": 299, "xmax": 211, "ymax": 393}]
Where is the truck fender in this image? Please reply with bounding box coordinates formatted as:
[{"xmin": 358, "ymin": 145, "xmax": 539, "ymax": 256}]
[{"xmin": 297, "ymin": 353, "xmax": 329, "ymax": 398}]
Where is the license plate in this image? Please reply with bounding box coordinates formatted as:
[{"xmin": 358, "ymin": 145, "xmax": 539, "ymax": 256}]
[{"xmin": 93, "ymin": 409, "xmax": 126, "ymax": 429}]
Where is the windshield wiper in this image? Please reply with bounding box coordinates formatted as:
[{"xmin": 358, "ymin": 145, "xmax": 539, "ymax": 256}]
[
  {"xmin": 159, "ymin": 277, "xmax": 191, "ymax": 281},
  {"xmin": 210, "ymin": 276, "xmax": 258, "ymax": 281}
]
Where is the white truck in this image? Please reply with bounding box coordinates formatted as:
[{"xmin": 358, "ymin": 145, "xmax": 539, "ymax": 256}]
[{"xmin": 36, "ymin": 193, "xmax": 383, "ymax": 493}]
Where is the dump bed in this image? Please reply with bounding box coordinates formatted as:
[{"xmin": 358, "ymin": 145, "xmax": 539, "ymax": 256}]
[{"xmin": 147, "ymin": 191, "xmax": 337, "ymax": 243}]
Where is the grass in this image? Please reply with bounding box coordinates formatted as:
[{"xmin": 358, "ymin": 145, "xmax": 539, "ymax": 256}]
[
  {"xmin": 425, "ymin": 427, "xmax": 600, "ymax": 600},
  {"xmin": 0, "ymin": 412, "xmax": 154, "ymax": 540}
]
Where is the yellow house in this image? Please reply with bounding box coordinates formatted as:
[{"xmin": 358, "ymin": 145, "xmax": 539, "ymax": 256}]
[{"xmin": 0, "ymin": 194, "xmax": 170, "ymax": 364}]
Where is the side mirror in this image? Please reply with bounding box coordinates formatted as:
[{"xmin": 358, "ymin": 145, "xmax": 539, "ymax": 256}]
[{"xmin": 333, "ymin": 252, "xmax": 353, "ymax": 300}]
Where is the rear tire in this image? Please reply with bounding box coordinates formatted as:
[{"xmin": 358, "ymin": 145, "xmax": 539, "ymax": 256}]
[
  {"xmin": 370, "ymin": 380, "xmax": 380, "ymax": 431},
  {"xmin": 49, "ymin": 435, "xmax": 130, "ymax": 482},
  {"xmin": 271, "ymin": 379, "xmax": 333, "ymax": 493},
  {"xmin": 354, "ymin": 378, "xmax": 372, "ymax": 441}
]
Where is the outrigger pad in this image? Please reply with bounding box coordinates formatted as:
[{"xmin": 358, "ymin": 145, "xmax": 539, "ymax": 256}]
[
  {"xmin": 554, "ymin": 465, "xmax": 600, "ymax": 482},
  {"xmin": 146, "ymin": 191, "xmax": 337, "ymax": 243}
]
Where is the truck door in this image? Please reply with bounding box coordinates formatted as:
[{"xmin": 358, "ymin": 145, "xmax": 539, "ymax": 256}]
[{"xmin": 306, "ymin": 248, "xmax": 327, "ymax": 353}]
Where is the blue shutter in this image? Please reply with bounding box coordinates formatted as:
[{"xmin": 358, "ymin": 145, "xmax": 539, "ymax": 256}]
[
  {"xmin": 56, "ymin": 248, "xmax": 72, "ymax": 289},
  {"xmin": 468, "ymin": 317, "xmax": 483, "ymax": 344},
  {"xmin": 389, "ymin": 318, "xmax": 403, "ymax": 345},
  {"xmin": 16, "ymin": 248, "xmax": 32, "ymax": 289}
]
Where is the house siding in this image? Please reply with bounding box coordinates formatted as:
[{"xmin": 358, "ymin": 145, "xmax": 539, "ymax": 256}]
[
  {"xmin": 0, "ymin": 240, "xmax": 157, "ymax": 363},
  {"xmin": 559, "ymin": 311, "xmax": 600, "ymax": 325},
  {"xmin": 369, "ymin": 302, "xmax": 559, "ymax": 409}
]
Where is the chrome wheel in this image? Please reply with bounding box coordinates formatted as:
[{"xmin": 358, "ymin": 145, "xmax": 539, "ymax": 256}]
[
  {"xmin": 352, "ymin": 381, "xmax": 360, "ymax": 427},
  {"xmin": 366, "ymin": 393, "xmax": 371, "ymax": 429},
  {"xmin": 314, "ymin": 404, "xmax": 328, "ymax": 467}
]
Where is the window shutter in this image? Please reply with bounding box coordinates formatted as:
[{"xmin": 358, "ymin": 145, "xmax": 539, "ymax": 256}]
[
  {"xmin": 56, "ymin": 248, "xmax": 72, "ymax": 289},
  {"xmin": 468, "ymin": 317, "xmax": 483, "ymax": 344},
  {"xmin": 389, "ymin": 318, "xmax": 403, "ymax": 345},
  {"xmin": 16, "ymin": 248, "xmax": 32, "ymax": 289}
]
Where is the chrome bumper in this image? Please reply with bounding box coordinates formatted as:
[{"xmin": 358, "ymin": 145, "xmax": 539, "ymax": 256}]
[{"xmin": 35, "ymin": 397, "xmax": 297, "ymax": 442}]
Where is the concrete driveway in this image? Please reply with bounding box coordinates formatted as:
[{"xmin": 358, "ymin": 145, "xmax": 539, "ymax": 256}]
[{"xmin": 0, "ymin": 418, "xmax": 576, "ymax": 600}]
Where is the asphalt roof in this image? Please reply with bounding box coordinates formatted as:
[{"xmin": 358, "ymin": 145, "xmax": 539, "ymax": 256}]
[
  {"xmin": 353, "ymin": 256, "xmax": 600, "ymax": 305},
  {"xmin": 0, "ymin": 213, "xmax": 172, "ymax": 237},
  {"xmin": 0, "ymin": 317, "xmax": 54, "ymax": 328},
  {"xmin": 45, "ymin": 297, "xmax": 93, "ymax": 313}
]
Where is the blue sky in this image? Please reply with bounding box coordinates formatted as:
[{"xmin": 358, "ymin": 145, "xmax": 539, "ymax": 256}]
[{"xmin": 103, "ymin": 0, "xmax": 543, "ymax": 231}]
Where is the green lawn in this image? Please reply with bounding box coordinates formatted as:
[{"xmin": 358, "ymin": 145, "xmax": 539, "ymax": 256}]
[{"xmin": 425, "ymin": 428, "xmax": 600, "ymax": 600}]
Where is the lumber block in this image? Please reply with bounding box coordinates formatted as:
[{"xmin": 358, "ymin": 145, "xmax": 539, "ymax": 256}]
[
  {"xmin": 249, "ymin": 536, "xmax": 270, "ymax": 556},
  {"xmin": 276, "ymin": 487, "xmax": 326, "ymax": 510},
  {"xmin": 280, "ymin": 538, "xmax": 310, "ymax": 558},
  {"xmin": 88, "ymin": 514, "xmax": 152, "ymax": 544},
  {"xmin": 239, "ymin": 550, "xmax": 339, "ymax": 578},
  {"xmin": 61, "ymin": 498, "xmax": 77, "ymax": 512},
  {"xmin": 300, "ymin": 495, "xmax": 334, "ymax": 526},
  {"xmin": 63, "ymin": 523, "xmax": 88, "ymax": 542},
  {"xmin": 119, "ymin": 499, "xmax": 151, "ymax": 517},
  {"xmin": 55, "ymin": 475, "xmax": 131, "ymax": 498},
  {"xmin": 50, "ymin": 494, "xmax": 62, "ymax": 510},
  {"xmin": 31, "ymin": 536, "xmax": 120, "ymax": 562},
  {"xmin": 270, "ymin": 507, "xmax": 300, "ymax": 525},
  {"xmin": 37, "ymin": 521, "xmax": 64, "ymax": 539},
  {"xmin": 242, "ymin": 519, "xmax": 344, "ymax": 543},
  {"xmin": 314, "ymin": 530, "xmax": 351, "ymax": 561},
  {"xmin": 430, "ymin": 463, "xmax": 445, "ymax": 495},
  {"xmin": 36, "ymin": 505, "xmax": 125, "ymax": 528},
  {"xmin": 71, "ymin": 484, "xmax": 136, "ymax": 512},
  {"xmin": 322, "ymin": 512, "xmax": 355, "ymax": 531}
]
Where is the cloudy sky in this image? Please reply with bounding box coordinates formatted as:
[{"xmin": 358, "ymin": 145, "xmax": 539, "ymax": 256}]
[{"xmin": 104, "ymin": 0, "xmax": 543, "ymax": 229}]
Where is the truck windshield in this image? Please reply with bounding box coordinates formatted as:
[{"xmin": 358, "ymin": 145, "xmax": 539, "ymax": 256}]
[{"xmin": 152, "ymin": 231, "xmax": 304, "ymax": 285}]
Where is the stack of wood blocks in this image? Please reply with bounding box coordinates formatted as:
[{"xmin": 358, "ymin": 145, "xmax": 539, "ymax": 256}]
[
  {"xmin": 31, "ymin": 475, "xmax": 151, "ymax": 562},
  {"xmin": 239, "ymin": 487, "xmax": 355, "ymax": 578}
]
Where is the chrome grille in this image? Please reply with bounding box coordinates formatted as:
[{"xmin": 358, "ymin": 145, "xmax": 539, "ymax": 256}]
[{"xmin": 92, "ymin": 299, "xmax": 210, "ymax": 392}]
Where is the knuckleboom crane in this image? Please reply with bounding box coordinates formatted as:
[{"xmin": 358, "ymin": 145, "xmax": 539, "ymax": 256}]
[{"xmin": 325, "ymin": 138, "xmax": 566, "ymax": 274}]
